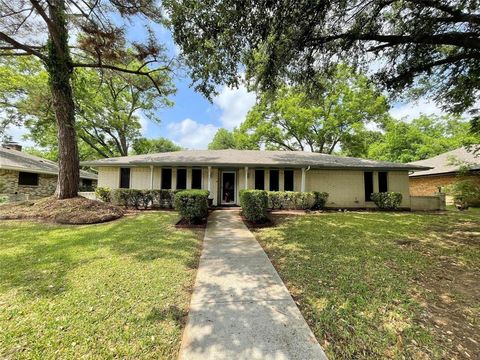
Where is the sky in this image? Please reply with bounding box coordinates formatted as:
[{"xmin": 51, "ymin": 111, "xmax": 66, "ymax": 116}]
[{"xmin": 5, "ymin": 17, "xmax": 447, "ymax": 150}]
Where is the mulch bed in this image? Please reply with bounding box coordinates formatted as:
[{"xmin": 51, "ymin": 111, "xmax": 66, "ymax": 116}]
[
  {"xmin": 240, "ymin": 213, "xmax": 275, "ymax": 229},
  {"xmin": 0, "ymin": 197, "xmax": 124, "ymax": 224},
  {"xmin": 175, "ymin": 218, "xmax": 208, "ymax": 229}
]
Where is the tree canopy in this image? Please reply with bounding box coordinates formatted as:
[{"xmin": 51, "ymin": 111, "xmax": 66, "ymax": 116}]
[
  {"xmin": 166, "ymin": 0, "xmax": 480, "ymax": 130},
  {"xmin": 239, "ymin": 65, "xmax": 389, "ymax": 156},
  {"xmin": 368, "ymin": 114, "xmax": 477, "ymax": 163},
  {"xmin": 132, "ymin": 137, "xmax": 182, "ymax": 154}
]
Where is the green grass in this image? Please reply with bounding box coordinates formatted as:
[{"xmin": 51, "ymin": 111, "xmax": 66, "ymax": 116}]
[
  {"xmin": 0, "ymin": 213, "xmax": 202, "ymax": 359},
  {"xmin": 254, "ymin": 209, "xmax": 480, "ymax": 359}
]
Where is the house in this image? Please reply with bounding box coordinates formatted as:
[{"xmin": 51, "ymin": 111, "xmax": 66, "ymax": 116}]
[
  {"xmin": 81, "ymin": 149, "xmax": 428, "ymax": 208},
  {"xmin": 409, "ymin": 147, "xmax": 480, "ymax": 197},
  {"xmin": 0, "ymin": 142, "xmax": 98, "ymax": 200}
]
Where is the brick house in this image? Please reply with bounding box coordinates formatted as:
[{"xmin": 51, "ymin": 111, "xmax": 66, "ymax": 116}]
[
  {"xmin": 409, "ymin": 147, "xmax": 480, "ymax": 201},
  {"xmin": 0, "ymin": 142, "xmax": 97, "ymax": 201}
]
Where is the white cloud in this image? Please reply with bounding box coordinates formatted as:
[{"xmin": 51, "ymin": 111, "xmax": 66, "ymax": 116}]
[
  {"xmin": 213, "ymin": 83, "xmax": 256, "ymax": 129},
  {"xmin": 167, "ymin": 118, "xmax": 218, "ymax": 149},
  {"xmin": 389, "ymin": 98, "xmax": 445, "ymax": 121}
]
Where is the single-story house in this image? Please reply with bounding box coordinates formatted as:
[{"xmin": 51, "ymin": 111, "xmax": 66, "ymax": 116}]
[
  {"xmin": 81, "ymin": 149, "xmax": 429, "ymax": 209},
  {"xmin": 0, "ymin": 142, "xmax": 98, "ymax": 200},
  {"xmin": 409, "ymin": 147, "xmax": 480, "ymax": 197}
]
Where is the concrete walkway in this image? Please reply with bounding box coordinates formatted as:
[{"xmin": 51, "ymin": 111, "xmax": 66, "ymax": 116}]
[{"xmin": 179, "ymin": 210, "xmax": 327, "ymax": 360}]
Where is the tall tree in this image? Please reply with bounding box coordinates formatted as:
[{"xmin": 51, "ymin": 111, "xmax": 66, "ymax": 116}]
[
  {"xmin": 368, "ymin": 114, "xmax": 477, "ymax": 163},
  {"xmin": 166, "ymin": 0, "xmax": 480, "ymax": 131},
  {"xmin": 239, "ymin": 65, "xmax": 389, "ymax": 155},
  {"xmin": 132, "ymin": 137, "xmax": 182, "ymax": 154},
  {"xmin": 208, "ymin": 128, "xmax": 259, "ymax": 150},
  {"xmin": 1, "ymin": 0, "xmax": 173, "ymax": 198}
]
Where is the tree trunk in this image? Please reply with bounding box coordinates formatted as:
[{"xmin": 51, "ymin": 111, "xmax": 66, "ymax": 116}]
[{"xmin": 48, "ymin": 0, "xmax": 79, "ymax": 199}]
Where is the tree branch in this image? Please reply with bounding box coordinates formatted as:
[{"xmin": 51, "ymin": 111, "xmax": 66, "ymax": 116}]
[{"xmin": 0, "ymin": 32, "xmax": 46, "ymax": 60}]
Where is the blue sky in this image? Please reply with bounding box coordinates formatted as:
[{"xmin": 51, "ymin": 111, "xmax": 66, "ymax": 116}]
[{"xmin": 7, "ymin": 18, "xmax": 446, "ymax": 150}]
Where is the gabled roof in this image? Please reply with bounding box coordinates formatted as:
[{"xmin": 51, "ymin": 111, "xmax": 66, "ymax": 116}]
[
  {"xmin": 0, "ymin": 147, "xmax": 98, "ymax": 180},
  {"xmin": 81, "ymin": 149, "xmax": 429, "ymax": 171},
  {"xmin": 409, "ymin": 146, "xmax": 480, "ymax": 177}
]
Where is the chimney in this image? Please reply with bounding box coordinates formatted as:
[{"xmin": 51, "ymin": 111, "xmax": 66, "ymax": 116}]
[{"xmin": 2, "ymin": 141, "xmax": 22, "ymax": 152}]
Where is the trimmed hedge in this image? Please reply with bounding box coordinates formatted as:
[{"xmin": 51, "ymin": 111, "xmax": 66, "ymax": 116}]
[
  {"xmin": 267, "ymin": 191, "xmax": 329, "ymax": 210},
  {"xmin": 95, "ymin": 188, "xmax": 179, "ymax": 209},
  {"xmin": 239, "ymin": 190, "xmax": 268, "ymax": 223},
  {"xmin": 371, "ymin": 192, "xmax": 403, "ymax": 210},
  {"xmin": 174, "ymin": 190, "xmax": 209, "ymax": 224}
]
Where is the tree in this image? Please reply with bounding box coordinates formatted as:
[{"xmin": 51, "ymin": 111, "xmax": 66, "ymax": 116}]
[
  {"xmin": 1, "ymin": 0, "xmax": 173, "ymax": 198},
  {"xmin": 208, "ymin": 128, "xmax": 259, "ymax": 150},
  {"xmin": 367, "ymin": 114, "xmax": 477, "ymax": 163},
  {"xmin": 239, "ymin": 65, "xmax": 388, "ymax": 155},
  {"xmin": 208, "ymin": 129, "xmax": 236, "ymax": 149},
  {"xmin": 166, "ymin": 0, "xmax": 480, "ymax": 131},
  {"xmin": 132, "ymin": 137, "xmax": 182, "ymax": 154}
]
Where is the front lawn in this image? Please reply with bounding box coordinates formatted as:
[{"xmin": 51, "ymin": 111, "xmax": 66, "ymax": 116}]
[
  {"xmin": 0, "ymin": 213, "xmax": 201, "ymax": 359},
  {"xmin": 253, "ymin": 209, "xmax": 480, "ymax": 359}
]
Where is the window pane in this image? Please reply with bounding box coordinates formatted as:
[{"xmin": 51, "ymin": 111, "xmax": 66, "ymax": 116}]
[
  {"xmin": 161, "ymin": 168, "xmax": 172, "ymax": 189},
  {"xmin": 255, "ymin": 169, "xmax": 264, "ymax": 190},
  {"xmin": 269, "ymin": 169, "xmax": 279, "ymax": 191},
  {"xmin": 18, "ymin": 172, "xmax": 38, "ymax": 186},
  {"xmin": 364, "ymin": 172, "xmax": 373, "ymax": 201},
  {"xmin": 284, "ymin": 170, "xmax": 294, "ymax": 191},
  {"xmin": 177, "ymin": 169, "xmax": 187, "ymax": 189},
  {"xmin": 191, "ymin": 168, "xmax": 202, "ymax": 189},
  {"xmin": 379, "ymin": 172, "xmax": 388, "ymax": 192},
  {"xmin": 120, "ymin": 168, "xmax": 130, "ymax": 189}
]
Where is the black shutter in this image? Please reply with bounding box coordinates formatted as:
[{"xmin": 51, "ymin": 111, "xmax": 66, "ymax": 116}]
[
  {"xmin": 161, "ymin": 168, "xmax": 172, "ymax": 189},
  {"xmin": 269, "ymin": 170, "xmax": 279, "ymax": 191},
  {"xmin": 191, "ymin": 169, "xmax": 202, "ymax": 189},
  {"xmin": 364, "ymin": 172, "xmax": 373, "ymax": 201},
  {"xmin": 177, "ymin": 169, "xmax": 187, "ymax": 189}
]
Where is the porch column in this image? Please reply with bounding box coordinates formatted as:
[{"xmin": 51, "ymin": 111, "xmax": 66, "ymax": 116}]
[
  {"xmin": 207, "ymin": 166, "xmax": 212, "ymax": 197},
  {"xmin": 244, "ymin": 166, "xmax": 248, "ymax": 189},
  {"xmin": 301, "ymin": 167, "xmax": 306, "ymax": 192},
  {"xmin": 149, "ymin": 165, "xmax": 154, "ymax": 190}
]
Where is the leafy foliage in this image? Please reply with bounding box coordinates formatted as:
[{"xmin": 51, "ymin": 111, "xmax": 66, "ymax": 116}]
[
  {"xmin": 371, "ymin": 192, "xmax": 403, "ymax": 210},
  {"xmin": 95, "ymin": 187, "xmax": 112, "ymax": 202},
  {"xmin": 132, "ymin": 137, "xmax": 182, "ymax": 154},
  {"xmin": 239, "ymin": 190, "xmax": 268, "ymax": 223},
  {"xmin": 174, "ymin": 190, "xmax": 209, "ymax": 224},
  {"xmin": 240, "ymin": 65, "xmax": 389, "ymax": 156},
  {"xmin": 368, "ymin": 115, "xmax": 477, "ymax": 162},
  {"xmin": 166, "ymin": 0, "xmax": 480, "ymax": 132},
  {"xmin": 208, "ymin": 128, "xmax": 259, "ymax": 150},
  {"xmin": 267, "ymin": 191, "xmax": 329, "ymax": 210}
]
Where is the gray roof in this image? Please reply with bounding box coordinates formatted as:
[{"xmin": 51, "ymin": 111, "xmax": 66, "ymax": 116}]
[
  {"xmin": 409, "ymin": 146, "xmax": 480, "ymax": 177},
  {"xmin": 0, "ymin": 147, "xmax": 98, "ymax": 179},
  {"xmin": 81, "ymin": 149, "xmax": 428, "ymax": 171}
]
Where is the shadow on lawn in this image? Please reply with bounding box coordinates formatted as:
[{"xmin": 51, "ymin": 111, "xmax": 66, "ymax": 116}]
[{"xmin": 0, "ymin": 213, "xmax": 201, "ymax": 298}]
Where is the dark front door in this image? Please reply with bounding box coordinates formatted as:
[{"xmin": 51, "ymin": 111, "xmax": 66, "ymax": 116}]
[{"xmin": 221, "ymin": 171, "xmax": 236, "ymax": 204}]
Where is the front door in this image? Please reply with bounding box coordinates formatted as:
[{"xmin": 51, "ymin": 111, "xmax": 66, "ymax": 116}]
[{"xmin": 221, "ymin": 171, "xmax": 236, "ymax": 205}]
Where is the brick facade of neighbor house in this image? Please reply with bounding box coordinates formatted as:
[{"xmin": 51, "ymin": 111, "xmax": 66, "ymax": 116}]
[
  {"xmin": 409, "ymin": 174, "xmax": 457, "ymax": 196},
  {"xmin": 0, "ymin": 169, "xmax": 57, "ymax": 199}
]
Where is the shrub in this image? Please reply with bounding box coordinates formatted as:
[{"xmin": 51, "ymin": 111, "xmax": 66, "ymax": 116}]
[
  {"xmin": 371, "ymin": 192, "xmax": 403, "ymax": 210},
  {"xmin": 141, "ymin": 190, "xmax": 154, "ymax": 209},
  {"xmin": 174, "ymin": 190, "xmax": 209, "ymax": 224},
  {"xmin": 95, "ymin": 187, "xmax": 111, "ymax": 202},
  {"xmin": 240, "ymin": 189, "xmax": 268, "ymax": 222},
  {"xmin": 267, "ymin": 191, "xmax": 286, "ymax": 210},
  {"xmin": 111, "ymin": 189, "xmax": 143, "ymax": 209},
  {"xmin": 299, "ymin": 192, "xmax": 316, "ymax": 210},
  {"xmin": 312, "ymin": 191, "xmax": 329, "ymax": 210}
]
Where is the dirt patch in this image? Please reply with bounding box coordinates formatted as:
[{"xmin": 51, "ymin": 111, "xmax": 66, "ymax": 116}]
[
  {"xmin": 0, "ymin": 196, "xmax": 124, "ymax": 224},
  {"xmin": 241, "ymin": 214, "xmax": 275, "ymax": 229},
  {"xmin": 412, "ymin": 223, "xmax": 480, "ymax": 359},
  {"xmin": 175, "ymin": 218, "xmax": 207, "ymax": 229}
]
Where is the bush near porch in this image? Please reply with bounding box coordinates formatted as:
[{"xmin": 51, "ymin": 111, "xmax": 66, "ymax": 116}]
[
  {"xmin": 174, "ymin": 190, "xmax": 209, "ymax": 224},
  {"xmin": 268, "ymin": 191, "xmax": 329, "ymax": 210},
  {"xmin": 95, "ymin": 188, "xmax": 179, "ymax": 209}
]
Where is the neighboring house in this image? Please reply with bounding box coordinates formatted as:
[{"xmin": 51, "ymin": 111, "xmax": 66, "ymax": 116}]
[
  {"xmin": 0, "ymin": 142, "xmax": 98, "ymax": 200},
  {"xmin": 409, "ymin": 147, "xmax": 480, "ymax": 196},
  {"xmin": 81, "ymin": 149, "xmax": 428, "ymax": 208}
]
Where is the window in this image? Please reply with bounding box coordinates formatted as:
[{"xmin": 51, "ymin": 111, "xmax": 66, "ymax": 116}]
[
  {"xmin": 176, "ymin": 168, "xmax": 187, "ymax": 189},
  {"xmin": 120, "ymin": 168, "xmax": 130, "ymax": 188},
  {"xmin": 82, "ymin": 179, "xmax": 93, "ymax": 187},
  {"xmin": 255, "ymin": 169, "xmax": 264, "ymax": 190},
  {"xmin": 284, "ymin": 170, "xmax": 294, "ymax": 191},
  {"xmin": 269, "ymin": 169, "xmax": 279, "ymax": 191},
  {"xmin": 161, "ymin": 168, "xmax": 172, "ymax": 189},
  {"xmin": 191, "ymin": 168, "xmax": 202, "ymax": 189},
  {"xmin": 364, "ymin": 172, "xmax": 374, "ymax": 201},
  {"xmin": 378, "ymin": 172, "xmax": 388, "ymax": 192},
  {"xmin": 18, "ymin": 172, "xmax": 38, "ymax": 186}
]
